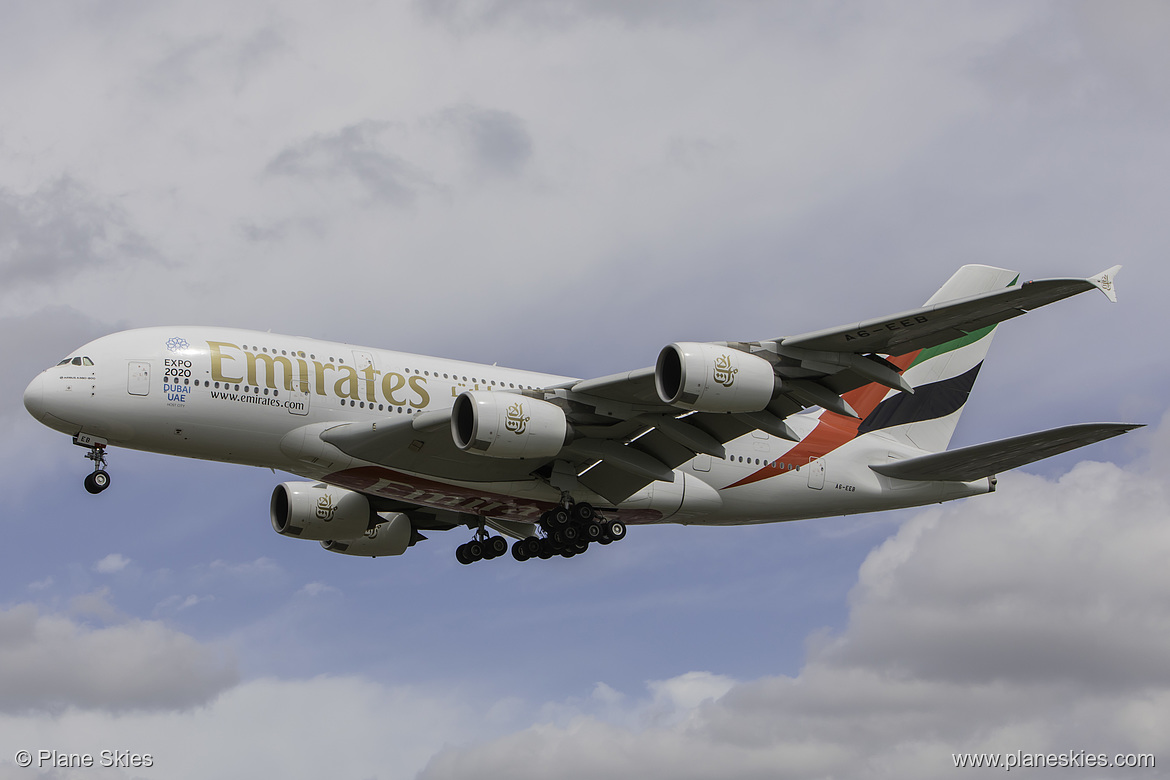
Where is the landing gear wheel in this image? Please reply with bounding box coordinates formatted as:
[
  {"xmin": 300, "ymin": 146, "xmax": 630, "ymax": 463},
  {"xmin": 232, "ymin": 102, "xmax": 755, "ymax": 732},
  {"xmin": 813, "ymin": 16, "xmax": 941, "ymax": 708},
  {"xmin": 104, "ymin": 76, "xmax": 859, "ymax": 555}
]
[
  {"xmin": 571, "ymin": 502, "xmax": 595, "ymax": 523},
  {"xmin": 605, "ymin": 521, "xmax": 626, "ymax": 541},
  {"xmin": 466, "ymin": 540, "xmax": 485, "ymax": 561},
  {"xmin": 522, "ymin": 537, "xmax": 542, "ymax": 558},
  {"xmin": 456, "ymin": 543, "xmax": 474, "ymax": 565},
  {"xmin": 561, "ymin": 524, "xmax": 580, "ymax": 542},
  {"xmin": 582, "ymin": 521, "xmax": 603, "ymax": 541},
  {"xmin": 84, "ymin": 470, "xmax": 110, "ymax": 494},
  {"xmin": 512, "ymin": 540, "xmax": 530, "ymax": 561},
  {"xmin": 548, "ymin": 508, "xmax": 571, "ymax": 528},
  {"xmin": 485, "ymin": 536, "xmax": 508, "ymax": 559}
]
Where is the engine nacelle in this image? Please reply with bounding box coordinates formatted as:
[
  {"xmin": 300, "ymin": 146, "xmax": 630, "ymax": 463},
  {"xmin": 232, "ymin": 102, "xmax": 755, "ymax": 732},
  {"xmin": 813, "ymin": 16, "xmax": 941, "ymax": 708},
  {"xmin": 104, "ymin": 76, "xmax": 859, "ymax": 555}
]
[
  {"xmin": 451, "ymin": 391, "xmax": 568, "ymax": 459},
  {"xmin": 655, "ymin": 342, "xmax": 776, "ymax": 413},
  {"xmin": 270, "ymin": 482, "xmax": 374, "ymax": 541},
  {"xmin": 320, "ymin": 513, "xmax": 412, "ymax": 557}
]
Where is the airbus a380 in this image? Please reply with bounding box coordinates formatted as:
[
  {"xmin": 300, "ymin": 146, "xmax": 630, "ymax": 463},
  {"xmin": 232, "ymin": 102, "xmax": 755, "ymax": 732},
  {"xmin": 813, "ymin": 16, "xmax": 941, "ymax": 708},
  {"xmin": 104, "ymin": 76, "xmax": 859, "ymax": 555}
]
[{"xmin": 24, "ymin": 265, "xmax": 1139, "ymax": 564}]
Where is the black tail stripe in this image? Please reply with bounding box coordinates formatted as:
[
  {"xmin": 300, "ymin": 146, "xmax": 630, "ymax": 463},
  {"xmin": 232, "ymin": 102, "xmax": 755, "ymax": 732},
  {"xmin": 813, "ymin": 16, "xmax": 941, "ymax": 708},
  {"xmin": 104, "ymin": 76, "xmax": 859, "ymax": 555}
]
[{"xmin": 857, "ymin": 362, "xmax": 983, "ymax": 435}]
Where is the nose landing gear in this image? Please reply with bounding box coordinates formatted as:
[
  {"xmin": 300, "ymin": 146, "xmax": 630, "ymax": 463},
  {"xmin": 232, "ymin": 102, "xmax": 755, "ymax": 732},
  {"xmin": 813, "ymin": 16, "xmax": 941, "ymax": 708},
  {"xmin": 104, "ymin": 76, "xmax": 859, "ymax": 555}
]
[{"xmin": 74, "ymin": 435, "xmax": 111, "ymax": 494}]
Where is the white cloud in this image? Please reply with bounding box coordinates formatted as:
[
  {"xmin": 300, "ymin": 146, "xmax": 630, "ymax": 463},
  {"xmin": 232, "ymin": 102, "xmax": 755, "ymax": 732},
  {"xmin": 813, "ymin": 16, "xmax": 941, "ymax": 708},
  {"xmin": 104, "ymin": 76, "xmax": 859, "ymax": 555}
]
[
  {"xmin": 0, "ymin": 604, "xmax": 237, "ymax": 714},
  {"xmin": 153, "ymin": 594, "xmax": 215, "ymax": 616},
  {"xmin": 93, "ymin": 554, "xmax": 130, "ymax": 574},
  {"xmin": 297, "ymin": 582, "xmax": 338, "ymax": 597},
  {"xmin": 417, "ymin": 420, "xmax": 1170, "ymax": 779},
  {"xmin": 0, "ymin": 676, "xmax": 483, "ymax": 780}
]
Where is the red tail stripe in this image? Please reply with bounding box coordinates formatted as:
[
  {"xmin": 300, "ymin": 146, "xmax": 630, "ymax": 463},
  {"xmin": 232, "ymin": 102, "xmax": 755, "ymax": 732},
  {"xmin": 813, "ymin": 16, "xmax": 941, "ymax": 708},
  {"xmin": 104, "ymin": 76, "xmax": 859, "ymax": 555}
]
[{"xmin": 722, "ymin": 351, "xmax": 920, "ymax": 489}]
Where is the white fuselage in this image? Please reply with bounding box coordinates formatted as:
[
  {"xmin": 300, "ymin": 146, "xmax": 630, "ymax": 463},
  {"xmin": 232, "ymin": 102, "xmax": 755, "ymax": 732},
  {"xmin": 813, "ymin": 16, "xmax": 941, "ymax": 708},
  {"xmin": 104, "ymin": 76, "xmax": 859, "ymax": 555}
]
[{"xmin": 24, "ymin": 327, "xmax": 990, "ymax": 526}]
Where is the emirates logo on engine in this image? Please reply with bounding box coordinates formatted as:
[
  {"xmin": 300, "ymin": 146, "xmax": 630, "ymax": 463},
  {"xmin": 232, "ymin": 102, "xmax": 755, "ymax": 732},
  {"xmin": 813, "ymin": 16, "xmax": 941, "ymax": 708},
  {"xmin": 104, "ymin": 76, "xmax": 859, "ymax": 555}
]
[
  {"xmin": 505, "ymin": 401, "xmax": 530, "ymax": 435},
  {"xmin": 315, "ymin": 494, "xmax": 337, "ymax": 521},
  {"xmin": 713, "ymin": 354, "xmax": 738, "ymax": 388}
]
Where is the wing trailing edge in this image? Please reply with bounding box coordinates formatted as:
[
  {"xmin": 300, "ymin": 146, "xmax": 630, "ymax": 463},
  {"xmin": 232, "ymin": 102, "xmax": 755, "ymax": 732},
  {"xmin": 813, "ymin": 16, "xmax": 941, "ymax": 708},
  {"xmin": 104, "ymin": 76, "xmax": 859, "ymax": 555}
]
[{"xmin": 870, "ymin": 422, "xmax": 1142, "ymax": 482}]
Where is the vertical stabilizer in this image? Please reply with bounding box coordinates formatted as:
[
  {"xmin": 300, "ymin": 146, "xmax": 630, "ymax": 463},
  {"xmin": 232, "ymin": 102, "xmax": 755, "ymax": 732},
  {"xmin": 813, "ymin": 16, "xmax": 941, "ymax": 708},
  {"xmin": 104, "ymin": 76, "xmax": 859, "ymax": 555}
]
[{"xmin": 857, "ymin": 265, "xmax": 1019, "ymax": 453}]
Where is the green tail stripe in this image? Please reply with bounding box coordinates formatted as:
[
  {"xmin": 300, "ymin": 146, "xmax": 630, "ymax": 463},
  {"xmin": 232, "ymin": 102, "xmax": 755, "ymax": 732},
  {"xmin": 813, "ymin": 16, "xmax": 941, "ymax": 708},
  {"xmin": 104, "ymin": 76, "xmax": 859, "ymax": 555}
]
[
  {"xmin": 910, "ymin": 324, "xmax": 996, "ymax": 368},
  {"xmin": 908, "ymin": 275, "xmax": 1018, "ymax": 368}
]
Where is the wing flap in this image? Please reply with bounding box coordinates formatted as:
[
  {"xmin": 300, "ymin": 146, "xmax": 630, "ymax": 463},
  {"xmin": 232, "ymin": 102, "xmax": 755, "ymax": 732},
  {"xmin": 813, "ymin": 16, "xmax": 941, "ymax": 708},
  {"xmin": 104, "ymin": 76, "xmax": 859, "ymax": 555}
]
[{"xmin": 870, "ymin": 423, "xmax": 1142, "ymax": 482}]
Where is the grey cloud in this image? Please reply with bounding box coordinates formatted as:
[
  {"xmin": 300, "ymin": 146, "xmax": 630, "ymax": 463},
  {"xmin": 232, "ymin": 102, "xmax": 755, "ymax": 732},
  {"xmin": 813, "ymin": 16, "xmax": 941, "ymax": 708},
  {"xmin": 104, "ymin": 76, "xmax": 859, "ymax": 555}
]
[
  {"xmin": 419, "ymin": 421, "xmax": 1170, "ymax": 779},
  {"xmin": 264, "ymin": 121, "xmax": 433, "ymax": 206},
  {"xmin": 0, "ymin": 603, "xmax": 237, "ymax": 713},
  {"xmin": 139, "ymin": 35, "xmax": 221, "ymax": 97},
  {"xmin": 0, "ymin": 178, "xmax": 156, "ymax": 289},
  {"xmin": 414, "ymin": 0, "xmax": 724, "ymax": 31},
  {"xmin": 431, "ymin": 105, "xmax": 532, "ymax": 176}
]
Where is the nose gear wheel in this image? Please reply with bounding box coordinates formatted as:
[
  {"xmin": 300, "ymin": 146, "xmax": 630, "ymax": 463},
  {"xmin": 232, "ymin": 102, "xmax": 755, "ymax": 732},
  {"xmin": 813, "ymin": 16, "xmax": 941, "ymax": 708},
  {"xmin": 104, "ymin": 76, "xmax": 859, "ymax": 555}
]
[{"xmin": 76, "ymin": 438, "xmax": 111, "ymax": 494}]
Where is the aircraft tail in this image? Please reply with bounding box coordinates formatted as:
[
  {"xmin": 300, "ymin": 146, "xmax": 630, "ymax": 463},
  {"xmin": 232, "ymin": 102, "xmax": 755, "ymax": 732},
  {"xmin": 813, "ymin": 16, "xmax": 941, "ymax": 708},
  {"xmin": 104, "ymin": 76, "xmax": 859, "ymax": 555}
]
[{"xmin": 851, "ymin": 265, "xmax": 1019, "ymax": 453}]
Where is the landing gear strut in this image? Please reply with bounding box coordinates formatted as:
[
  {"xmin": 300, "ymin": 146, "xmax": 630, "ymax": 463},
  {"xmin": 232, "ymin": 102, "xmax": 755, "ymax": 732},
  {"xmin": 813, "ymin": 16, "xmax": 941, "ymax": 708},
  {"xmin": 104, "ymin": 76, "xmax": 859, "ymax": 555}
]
[{"xmin": 76, "ymin": 437, "xmax": 111, "ymax": 494}]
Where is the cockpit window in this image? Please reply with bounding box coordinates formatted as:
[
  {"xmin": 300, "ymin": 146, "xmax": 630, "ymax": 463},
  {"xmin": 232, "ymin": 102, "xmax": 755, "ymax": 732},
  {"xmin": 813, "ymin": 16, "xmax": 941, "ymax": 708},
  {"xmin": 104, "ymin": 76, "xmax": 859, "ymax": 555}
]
[
  {"xmin": 56, "ymin": 356, "xmax": 94, "ymax": 367},
  {"xmin": 82, "ymin": 357, "xmax": 94, "ymax": 366},
  {"xmin": 57, "ymin": 358, "xmax": 72, "ymax": 366},
  {"xmin": 71, "ymin": 357, "xmax": 83, "ymax": 366}
]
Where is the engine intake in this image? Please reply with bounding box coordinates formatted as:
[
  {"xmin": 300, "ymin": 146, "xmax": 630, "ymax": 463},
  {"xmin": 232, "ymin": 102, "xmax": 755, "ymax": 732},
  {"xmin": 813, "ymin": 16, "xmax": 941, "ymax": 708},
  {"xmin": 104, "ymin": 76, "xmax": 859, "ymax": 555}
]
[
  {"xmin": 270, "ymin": 482, "xmax": 375, "ymax": 541},
  {"xmin": 451, "ymin": 391, "xmax": 568, "ymax": 459},
  {"xmin": 321, "ymin": 513, "xmax": 412, "ymax": 557},
  {"xmin": 655, "ymin": 342, "xmax": 776, "ymax": 413}
]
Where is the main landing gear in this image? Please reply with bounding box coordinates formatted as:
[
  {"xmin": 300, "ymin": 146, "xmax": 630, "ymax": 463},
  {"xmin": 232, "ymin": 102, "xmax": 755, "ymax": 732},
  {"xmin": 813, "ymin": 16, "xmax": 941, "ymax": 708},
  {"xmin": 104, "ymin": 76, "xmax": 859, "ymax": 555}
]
[
  {"xmin": 455, "ymin": 501, "xmax": 627, "ymax": 565},
  {"xmin": 455, "ymin": 529, "xmax": 509, "ymax": 565},
  {"xmin": 75, "ymin": 437, "xmax": 111, "ymax": 495}
]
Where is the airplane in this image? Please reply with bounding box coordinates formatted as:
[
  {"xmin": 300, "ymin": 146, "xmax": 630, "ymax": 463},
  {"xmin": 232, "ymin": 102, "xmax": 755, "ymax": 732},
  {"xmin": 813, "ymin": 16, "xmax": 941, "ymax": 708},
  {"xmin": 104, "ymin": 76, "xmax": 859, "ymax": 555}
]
[{"xmin": 23, "ymin": 264, "xmax": 1140, "ymax": 564}]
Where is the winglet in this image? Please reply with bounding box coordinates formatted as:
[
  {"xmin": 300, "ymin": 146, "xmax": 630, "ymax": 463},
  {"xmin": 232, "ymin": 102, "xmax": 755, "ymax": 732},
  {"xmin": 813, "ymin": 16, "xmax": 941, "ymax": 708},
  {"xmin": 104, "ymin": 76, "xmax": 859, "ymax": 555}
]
[{"xmin": 1088, "ymin": 264, "xmax": 1122, "ymax": 303}]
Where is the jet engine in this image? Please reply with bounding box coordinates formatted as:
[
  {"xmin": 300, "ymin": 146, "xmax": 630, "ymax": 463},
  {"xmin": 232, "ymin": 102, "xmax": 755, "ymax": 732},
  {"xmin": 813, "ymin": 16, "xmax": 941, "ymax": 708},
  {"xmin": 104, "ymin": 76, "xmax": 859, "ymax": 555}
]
[
  {"xmin": 270, "ymin": 482, "xmax": 375, "ymax": 541},
  {"xmin": 451, "ymin": 391, "xmax": 568, "ymax": 459},
  {"xmin": 320, "ymin": 513, "xmax": 412, "ymax": 557},
  {"xmin": 655, "ymin": 342, "xmax": 776, "ymax": 413}
]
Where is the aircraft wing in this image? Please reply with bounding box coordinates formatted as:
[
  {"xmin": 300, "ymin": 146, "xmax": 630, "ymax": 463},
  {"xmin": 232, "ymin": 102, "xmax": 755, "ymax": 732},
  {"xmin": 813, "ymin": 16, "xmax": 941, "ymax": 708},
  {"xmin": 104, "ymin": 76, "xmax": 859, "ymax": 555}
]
[
  {"xmin": 319, "ymin": 266, "xmax": 1123, "ymax": 505},
  {"xmin": 870, "ymin": 422, "xmax": 1141, "ymax": 482},
  {"xmin": 773, "ymin": 266, "xmax": 1120, "ymax": 355}
]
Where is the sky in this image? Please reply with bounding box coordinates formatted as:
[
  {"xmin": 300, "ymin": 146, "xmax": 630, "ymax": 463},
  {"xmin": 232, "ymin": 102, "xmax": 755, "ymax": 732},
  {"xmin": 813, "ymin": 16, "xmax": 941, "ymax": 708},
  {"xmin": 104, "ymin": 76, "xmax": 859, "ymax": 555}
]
[{"xmin": 1, "ymin": 1, "xmax": 1169, "ymax": 778}]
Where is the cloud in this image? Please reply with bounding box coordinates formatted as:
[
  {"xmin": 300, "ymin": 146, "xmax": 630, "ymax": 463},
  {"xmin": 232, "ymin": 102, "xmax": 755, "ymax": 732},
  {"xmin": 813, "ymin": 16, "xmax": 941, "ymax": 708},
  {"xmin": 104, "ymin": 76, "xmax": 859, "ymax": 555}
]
[
  {"xmin": 0, "ymin": 604, "xmax": 237, "ymax": 714},
  {"xmin": 0, "ymin": 178, "xmax": 156, "ymax": 289},
  {"xmin": 418, "ymin": 421, "xmax": 1169, "ymax": 779},
  {"xmin": 93, "ymin": 554, "xmax": 130, "ymax": 574},
  {"xmin": 264, "ymin": 121, "xmax": 433, "ymax": 206},
  {"xmin": 153, "ymin": 594, "xmax": 215, "ymax": 616},
  {"xmin": 413, "ymin": 0, "xmax": 723, "ymax": 31},
  {"xmin": 0, "ymin": 676, "xmax": 485, "ymax": 780},
  {"xmin": 429, "ymin": 105, "xmax": 533, "ymax": 176}
]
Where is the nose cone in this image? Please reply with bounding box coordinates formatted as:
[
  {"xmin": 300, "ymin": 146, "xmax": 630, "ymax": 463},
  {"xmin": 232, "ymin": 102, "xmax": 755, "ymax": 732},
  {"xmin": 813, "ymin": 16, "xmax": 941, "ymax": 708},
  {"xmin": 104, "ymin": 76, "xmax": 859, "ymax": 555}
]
[{"xmin": 23, "ymin": 373, "xmax": 46, "ymax": 421}]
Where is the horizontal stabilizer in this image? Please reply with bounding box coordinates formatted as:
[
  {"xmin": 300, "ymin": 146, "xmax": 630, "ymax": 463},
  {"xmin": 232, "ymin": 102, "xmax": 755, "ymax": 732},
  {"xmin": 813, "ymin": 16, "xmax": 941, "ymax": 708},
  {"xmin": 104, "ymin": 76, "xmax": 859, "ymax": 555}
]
[{"xmin": 870, "ymin": 422, "xmax": 1142, "ymax": 482}]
